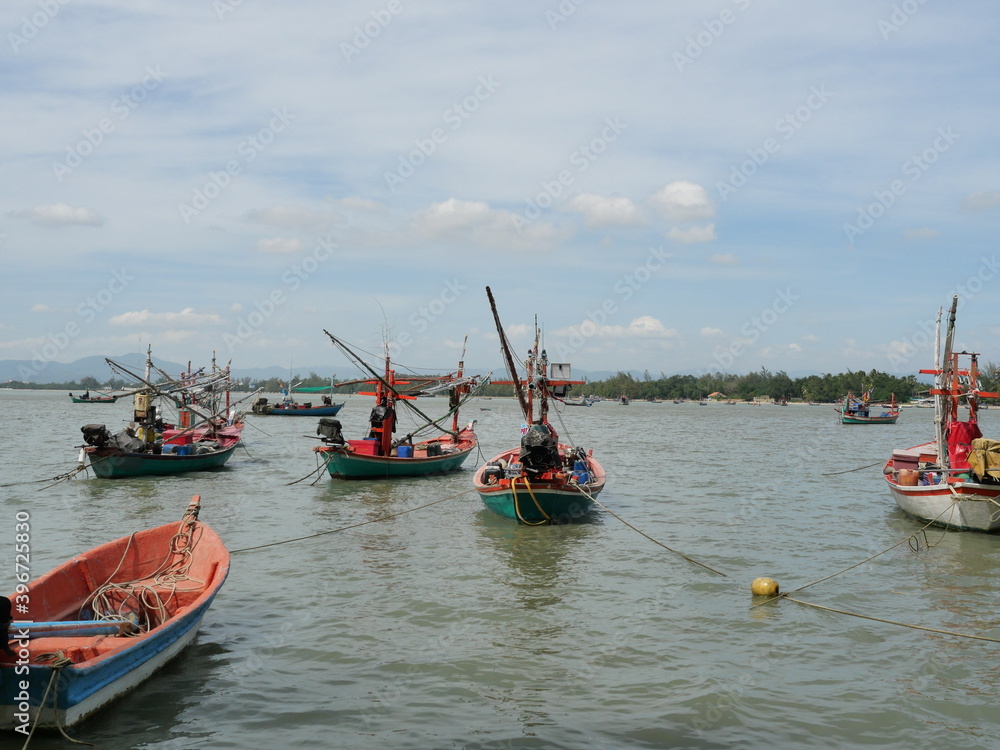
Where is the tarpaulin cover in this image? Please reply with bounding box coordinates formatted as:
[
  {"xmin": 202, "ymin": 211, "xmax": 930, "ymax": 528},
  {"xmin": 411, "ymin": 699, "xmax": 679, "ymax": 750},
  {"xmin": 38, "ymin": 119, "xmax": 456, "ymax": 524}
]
[
  {"xmin": 947, "ymin": 420, "xmax": 983, "ymax": 470},
  {"xmin": 967, "ymin": 437, "xmax": 1000, "ymax": 479}
]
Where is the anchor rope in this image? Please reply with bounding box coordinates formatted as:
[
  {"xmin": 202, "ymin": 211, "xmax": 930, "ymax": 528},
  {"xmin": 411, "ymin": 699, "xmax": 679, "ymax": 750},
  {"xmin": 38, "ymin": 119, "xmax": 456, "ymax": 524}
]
[
  {"xmin": 229, "ymin": 488, "xmax": 474, "ymax": 554},
  {"xmin": 20, "ymin": 651, "xmax": 93, "ymax": 749},
  {"xmin": 571, "ymin": 486, "xmax": 730, "ymax": 577}
]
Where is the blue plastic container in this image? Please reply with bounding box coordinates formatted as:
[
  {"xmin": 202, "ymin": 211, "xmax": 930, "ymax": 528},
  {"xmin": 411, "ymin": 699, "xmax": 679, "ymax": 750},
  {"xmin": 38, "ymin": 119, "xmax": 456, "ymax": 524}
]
[{"xmin": 397, "ymin": 445, "xmax": 413, "ymax": 458}]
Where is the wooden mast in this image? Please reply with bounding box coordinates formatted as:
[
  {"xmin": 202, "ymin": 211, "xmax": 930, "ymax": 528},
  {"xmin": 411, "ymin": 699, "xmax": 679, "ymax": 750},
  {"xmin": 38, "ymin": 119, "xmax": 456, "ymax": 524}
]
[
  {"xmin": 486, "ymin": 286, "xmax": 531, "ymax": 421},
  {"xmin": 931, "ymin": 305, "xmax": 945, "ymax": 469}
]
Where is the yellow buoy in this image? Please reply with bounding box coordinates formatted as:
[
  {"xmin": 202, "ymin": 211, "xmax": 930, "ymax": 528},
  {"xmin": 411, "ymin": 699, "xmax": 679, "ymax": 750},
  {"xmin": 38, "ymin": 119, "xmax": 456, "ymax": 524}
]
[{"xmin": 751, "ymin": 577, "xmax": 779, "ymax": 597}]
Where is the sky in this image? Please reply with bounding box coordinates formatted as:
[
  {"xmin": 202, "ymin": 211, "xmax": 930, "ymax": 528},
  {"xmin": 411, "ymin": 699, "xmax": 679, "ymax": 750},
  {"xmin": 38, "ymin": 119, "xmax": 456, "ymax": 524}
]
[{"xmin": 3, "ymin": 1, "xmax": 1000, "ymax": 381}]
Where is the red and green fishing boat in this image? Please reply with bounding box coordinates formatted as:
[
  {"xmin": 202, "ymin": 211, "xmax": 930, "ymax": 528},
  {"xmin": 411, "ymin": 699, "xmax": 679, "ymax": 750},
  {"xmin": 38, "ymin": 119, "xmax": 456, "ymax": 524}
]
[
  {"xmin": 69, "ymin": 391, "xmax": 120, "ymax": 404},
  {"xmin": 473, "ymin": 287, "xmax": 606, "ymax": 524},
  {"xmin": 314, "ymin": 332, "xmax": 484, "ymax": 479},
  {"xmin": 838, "ymin": 390, "xmax": 900, "ymax": 424},
  {"xmin": 79, "ymin": 348, "xmax": 249, "ymax": 479}
]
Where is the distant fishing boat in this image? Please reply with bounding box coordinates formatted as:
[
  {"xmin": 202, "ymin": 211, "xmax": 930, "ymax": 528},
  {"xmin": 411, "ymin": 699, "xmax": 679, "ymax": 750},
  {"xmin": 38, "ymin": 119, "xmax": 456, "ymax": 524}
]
[
  {"xmin": 251, "ymin": 375, "xmax": 344, "ymax": 416},
  {"xmin": 838, "ymin": 391, "xmax": 899, "ymax": 424},
  {"xmin": 884, "ymin": 297, "xmax": 1000, "ymax": 531},
  {"xmin": 0, "ymin": 496, "xmax": 228, "ymax": 730},
  {"xmin": 314, "ymin": 332, "xmax": 485, "ymax": 479},
  {"xmin": 69, "ymin": 391, "xmax": 119, "ymax": 404},
  {"xmin": 473, "ymin": 287, "xmax": 606, "ymax": 524}
]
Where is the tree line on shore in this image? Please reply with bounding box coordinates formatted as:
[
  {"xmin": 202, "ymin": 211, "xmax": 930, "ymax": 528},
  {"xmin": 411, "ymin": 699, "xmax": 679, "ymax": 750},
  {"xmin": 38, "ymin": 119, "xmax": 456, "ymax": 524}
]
[
  {"xmin": 10, "ymin": 364, "xmax": 1000, "ymax": 404},
  {"xmin": 558, "ymin": 368, "xmax": 924, "ymax": 403}
]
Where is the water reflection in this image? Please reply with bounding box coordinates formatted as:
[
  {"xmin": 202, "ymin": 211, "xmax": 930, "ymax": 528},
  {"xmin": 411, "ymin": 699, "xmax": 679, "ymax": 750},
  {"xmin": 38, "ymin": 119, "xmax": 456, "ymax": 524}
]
[{"xmin": 474, "ymin": 511, "xmax": 600, "ymax": 611}]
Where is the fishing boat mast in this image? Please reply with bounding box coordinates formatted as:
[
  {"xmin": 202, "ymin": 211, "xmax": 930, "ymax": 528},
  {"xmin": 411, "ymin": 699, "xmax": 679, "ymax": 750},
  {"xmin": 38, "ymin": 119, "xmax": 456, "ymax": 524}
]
[
  {"xmin": 486, "ymin": 286, "xmax": 530, "ymax": 421},
  {"xmin": 323, "ymin": 331, "xmax": 481, "ymax": 453},
  {"xmin": 931, "ymin": 305, "xmax": 945, "ymax": 468}
]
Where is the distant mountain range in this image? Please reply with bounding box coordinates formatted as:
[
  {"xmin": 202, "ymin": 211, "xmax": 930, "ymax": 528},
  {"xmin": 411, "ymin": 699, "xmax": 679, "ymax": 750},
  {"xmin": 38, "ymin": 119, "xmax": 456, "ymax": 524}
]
[
  {"xmin": 0, "ymin": 354, "xmax": 927, "ymax": 385},
  {"xmin": 1, "ymin": 354, "xmax": 349, "ymax": 384},
  {"xmin": 3, "ymin": 353, "xmax": 630, "ymax": 385}
]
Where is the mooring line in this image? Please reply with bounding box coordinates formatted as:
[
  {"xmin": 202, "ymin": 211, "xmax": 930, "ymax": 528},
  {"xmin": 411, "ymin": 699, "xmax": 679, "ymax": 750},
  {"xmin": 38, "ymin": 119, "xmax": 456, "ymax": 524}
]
[
  {"xmin": 782, "ymin": 597, "xmax": 1000, "ymax": 644},
  {"xmin": 820, "ymin": 460, "xmax": 886, "ymax": 476},
  {"xmin": 285, "ymin": 462, "xmax": 326, "ymax": 486},
  {"xmin": 583, "ymin": 491, "xmax": 729, "ymax": 577},
  {"xmin": 752, "ymin": 504, "xmax": 957, "ymax": 610},
  {"xmin": 229, "ymin": 488, "xmax": 474, "ymax": 554},
  {"xmin": 749, "ymin": 505, "xmax": 999, "ymax": 643}
]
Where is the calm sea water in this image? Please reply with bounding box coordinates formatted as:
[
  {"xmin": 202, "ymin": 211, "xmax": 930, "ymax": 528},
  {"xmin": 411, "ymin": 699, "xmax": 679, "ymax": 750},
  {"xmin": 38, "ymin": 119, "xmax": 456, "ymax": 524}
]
[{"xmin": 4, "ymin": 390, "xmax": 1000, "ymax": 749}]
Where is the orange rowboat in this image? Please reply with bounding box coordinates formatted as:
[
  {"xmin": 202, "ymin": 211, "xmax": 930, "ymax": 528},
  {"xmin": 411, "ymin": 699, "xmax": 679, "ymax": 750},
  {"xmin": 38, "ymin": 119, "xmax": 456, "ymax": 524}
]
[{"xmin": 0, "ymin": 496, "xmax": 229, "ymax": 731}]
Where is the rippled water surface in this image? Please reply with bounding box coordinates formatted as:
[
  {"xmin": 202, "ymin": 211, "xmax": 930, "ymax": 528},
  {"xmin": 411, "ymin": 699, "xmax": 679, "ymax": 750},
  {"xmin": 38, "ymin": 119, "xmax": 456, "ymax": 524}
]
[{"xmin": 4, "ymin": 391, "xmax": 1000, "ymax": 749}]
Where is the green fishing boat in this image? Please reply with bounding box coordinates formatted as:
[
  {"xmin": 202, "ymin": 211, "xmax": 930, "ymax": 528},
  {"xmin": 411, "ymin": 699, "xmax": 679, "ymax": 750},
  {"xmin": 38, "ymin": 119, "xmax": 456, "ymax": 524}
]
[
  {"xmin": 473, "ymin": 287, "xmax": 606, "ymax": 525},
  {"xmin": 313, "ymin": 331, "xmax": 485, "ymax": 479}
]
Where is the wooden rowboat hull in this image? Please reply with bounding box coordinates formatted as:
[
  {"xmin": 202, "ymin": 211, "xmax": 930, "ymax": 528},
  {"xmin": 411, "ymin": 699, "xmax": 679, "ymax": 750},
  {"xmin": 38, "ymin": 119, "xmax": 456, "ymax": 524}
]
[{"xmin": 0, "ymin": 500, "xmax": 229, "ymax": 728}]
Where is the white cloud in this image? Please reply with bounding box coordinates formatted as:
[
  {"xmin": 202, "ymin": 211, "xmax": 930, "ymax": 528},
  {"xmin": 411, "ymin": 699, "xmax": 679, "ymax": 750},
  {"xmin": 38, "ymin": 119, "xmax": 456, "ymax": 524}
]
[
  {"xmin": 648, "ymin": 181, "xmax": 714, "ymax": 221},
  {"xmin": 245, "ymin": 205, "xmax": 345, "ymax": 230},
  {"xmin": 903, "ymin": 227, "xmax": 940, "ymax": 240},
  {"xmin": 10, "ymin": 203, "xmax": 102, "ymax": 227},
  {"xmin": 565, "ymin": 193, "xmax": 644, "ymax": 227},
  {"xmin": 668, "ymin": 224, "xmax": 715, "ymax": 244},
  {"xmin": 700, "ymin": 326, "xmax": 724, "ymax": 337},
  {"xmin": 414, "ymin": 198, "xmax": 566, "ymax": 249},
  {"xmin": 30, "ymin": 304, "xmax": 52, "ymax": 313},
  {"xmin": 557, "ymin": 315, "xmax": 678, "ymax": 341},
  {"xmin": 336, "ymin": 197, "xmax": 385, "ymax": 212},
  {"xmin": 709, "ymin": 252, "xmax": 739, "ymax": 265},
  {"xmin": 109, "ymin": 308, "xmax": 224, "ymax": 327},
  {"xmin": 256, "ymin": 237, "xmax": 306, "ymax": 254},
  {"xmin": 963, "ymin": 192, "xmax": 1000, "ymax": 211}
]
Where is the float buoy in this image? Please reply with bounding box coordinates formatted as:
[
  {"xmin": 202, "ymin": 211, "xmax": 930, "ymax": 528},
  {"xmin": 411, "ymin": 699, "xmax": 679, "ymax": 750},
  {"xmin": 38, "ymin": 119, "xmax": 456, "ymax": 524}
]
[{"xmin": 751, "ymin": 577, "xmax": 779, "ymax": 597}]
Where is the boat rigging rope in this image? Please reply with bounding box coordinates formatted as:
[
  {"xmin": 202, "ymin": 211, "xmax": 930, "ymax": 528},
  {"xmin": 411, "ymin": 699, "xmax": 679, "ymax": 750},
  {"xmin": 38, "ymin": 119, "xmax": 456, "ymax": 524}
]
[
  {"xmin": 242, "ymin": 418, "xmax": 274, "ymax": 438},
  {"xmin": 229, "ymin": 488, "xmax": 475, "ymax": 554}
]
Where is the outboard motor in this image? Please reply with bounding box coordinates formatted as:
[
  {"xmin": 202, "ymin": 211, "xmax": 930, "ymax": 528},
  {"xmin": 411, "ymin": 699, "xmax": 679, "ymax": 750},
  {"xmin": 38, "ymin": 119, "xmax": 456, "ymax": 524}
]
[
  {"xmin": 482, "ymin": 461, "xmax": 506, "ymax": 484},
  {"xmin": 81, "ymin": 424, "xmax": 110, "ymax": 447},
  {"xmin": 317, "ymin": 418, "xmax": 345, "ymax": 445},
  {"xmin": 519, "ymin": 423, "xmax": 560, "ymax": 476}
]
